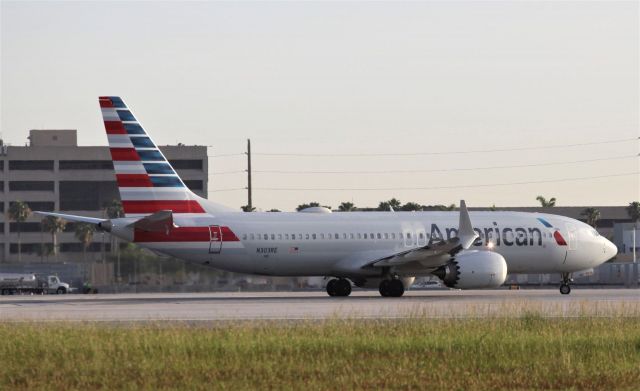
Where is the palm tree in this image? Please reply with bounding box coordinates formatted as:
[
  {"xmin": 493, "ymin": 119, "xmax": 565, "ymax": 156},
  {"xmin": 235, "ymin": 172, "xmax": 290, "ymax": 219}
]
[
  {"xmin": 627, "ymin": 201, "xmax": 640, "ymax": 223},
  {"xmin": 377, "ymin": 198, "xmax": 402, "ymax": 211},
  {"xmin": 267, "ymin": 209, "xmax": 281, "ymax": 212},
  {"xmin": 75, "ymin": 223, "xmax": 96, "ymax": 262},
  {"xmin": 41, "ymin": 215, "xmax": 66, "ymax": 261},
  {"xmin": 241, "ymin": 205, "xmax": 256, "ymax": 212},
  {"xmin": 8, "ymin": 201, "xmax": 31, "ymax": 262},
  {"xmin": 401, "ymin": 202, "xmax": 423, "ymax": 211},
  {"xmin": 536, "ymin": 195, "xmax": 556, "ymax": 207},
  {"xmin": 104, "ymin": 199, "xmax": 124, "ymax": 281},
  {"xmin": 338, "ymin": 202, "xmax": 356, "ymax": 212},
  {"xmin": 297, "ymin": 202, "xmax": 320, "ymax": 211},
  {"xmin": 580, "ymin": 207, "xmax": 601, "ymax": 228},
  {"xmin": 105, "ymin": 199, "xmax": 124, "ymax": 220}
]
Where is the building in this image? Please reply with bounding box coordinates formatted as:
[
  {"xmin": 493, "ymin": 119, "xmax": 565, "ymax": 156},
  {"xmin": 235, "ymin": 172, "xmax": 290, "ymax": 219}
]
[{"xmin": 0, "ymin": 129, "xmax": 208, "ymax": 263}]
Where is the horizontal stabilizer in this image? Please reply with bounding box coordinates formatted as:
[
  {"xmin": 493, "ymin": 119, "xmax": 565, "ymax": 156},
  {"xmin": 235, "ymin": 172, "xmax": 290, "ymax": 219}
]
[
  {"xmin": 33, "ymin": 211, "xmax": 107, "ymax": 225},
  {"xmin": 127, "ymin": 210, "xmax": 174, "ymax": 233}
]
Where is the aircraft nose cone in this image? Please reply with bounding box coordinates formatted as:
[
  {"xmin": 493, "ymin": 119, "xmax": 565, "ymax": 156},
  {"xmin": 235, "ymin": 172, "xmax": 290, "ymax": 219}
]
[{"xmin": 604, "ymin": 238, "xmax": 618, "ymax": 261}]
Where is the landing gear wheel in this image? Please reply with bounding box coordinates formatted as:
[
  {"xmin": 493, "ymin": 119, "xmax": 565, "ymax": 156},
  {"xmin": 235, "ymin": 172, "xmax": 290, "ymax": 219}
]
[
  {"xmin": 326, "ymin": 279, "xmax": 338, "ymax": 297},
  {"xmin": 326, "ymin": 278, "xmax": 352, "ymax": 297},
  {"xmin": 379, "ymin": 279, "xmax": 405, "ymax": 297},
  {"xmin": 334, "ymin": 278, "xmax": 352, "ymax": 297},
  {"xmin": 559, "ymin": 273, "xmax": 573, "ymax": 295}
]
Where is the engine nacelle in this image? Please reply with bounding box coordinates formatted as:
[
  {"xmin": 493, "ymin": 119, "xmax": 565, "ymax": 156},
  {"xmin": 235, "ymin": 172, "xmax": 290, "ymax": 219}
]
[{"xmin": 433, "ymin": 251, "xmax": 507, "ymax": 289}]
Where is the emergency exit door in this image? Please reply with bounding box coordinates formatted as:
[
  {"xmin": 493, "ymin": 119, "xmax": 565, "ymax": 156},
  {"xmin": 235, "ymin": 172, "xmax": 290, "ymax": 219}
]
[{"xmin": 209, "ymin": 225, "xmax": 222, "ymax": 254}]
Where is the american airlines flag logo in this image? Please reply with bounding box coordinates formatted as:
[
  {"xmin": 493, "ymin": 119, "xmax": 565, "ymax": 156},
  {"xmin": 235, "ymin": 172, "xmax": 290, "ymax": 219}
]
[
  {"xmin": 289, "ymin": 246, "xmax": 299, "ymax": 254},
  {"xmin": 99, "ymin": 96, "xmax": 205, "ymax": 217}
]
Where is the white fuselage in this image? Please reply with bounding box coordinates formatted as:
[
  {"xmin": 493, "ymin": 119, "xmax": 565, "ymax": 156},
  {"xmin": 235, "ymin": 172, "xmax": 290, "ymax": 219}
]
[{"xmin": 112, "ymin": 209, "xmax": 617, "ymax": 279}]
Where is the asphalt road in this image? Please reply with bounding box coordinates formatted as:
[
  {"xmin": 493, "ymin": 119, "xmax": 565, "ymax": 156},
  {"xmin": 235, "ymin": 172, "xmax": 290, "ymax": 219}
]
[{"xmin": 1, "ymin": 289, "xmax": 638, "ymax": 322}]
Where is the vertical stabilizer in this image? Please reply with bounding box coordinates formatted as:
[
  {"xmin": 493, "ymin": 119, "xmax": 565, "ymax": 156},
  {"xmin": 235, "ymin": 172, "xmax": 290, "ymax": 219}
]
[{"xmin": 98, "ymin": 96, "xmax": 229, "ymax": 216}]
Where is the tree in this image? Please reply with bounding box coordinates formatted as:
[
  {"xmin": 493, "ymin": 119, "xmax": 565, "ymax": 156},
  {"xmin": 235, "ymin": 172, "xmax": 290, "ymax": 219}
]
[
  {"xmin": 241, "ymin": 205, "xmax": 256, "ymax": 212},
  {"xmin": 626, "ymin": 201, "xmax": 640, "ymax": 223},
  {"xmin": 581, "ymin": 207, "xmax": 601, "ymax": 228},
  {"xmin": 75, "ymin": 223, "xmax": 96, "ymax": 262},
  {"xmin": 401, "ymin": 202, "xmax": 423, "ymax": 211},
  {"xmin": 105, "ymin": 199, "xmax": 124, "ymax": 219},
  {"xmin": 8, "ymin": 201, "xmax": 31, "ymax": 262},
  {"xmin": 42, "ymin": 215, "xmax": 66, "ymax": 261},
  {"xmin": 267, "ymin": 209, "xmax": 281, "ymax": 212},
  {"xmin": 536, "ymin": 196, "xmax": 556, "ymax": 207},
  {"xmin": 377, "ymin": 198, "xmax": 402, "ymax": 211},
  {"xmin": 338, "ymin": 202, "xmax": 356, "ymax": 212},
  {"xmin": 104, "ymin": 199, "xmax": 124, "ymax": 281}
]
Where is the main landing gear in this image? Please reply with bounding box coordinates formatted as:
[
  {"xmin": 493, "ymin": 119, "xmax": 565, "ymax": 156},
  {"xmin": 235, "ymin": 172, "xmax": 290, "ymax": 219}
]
[
  {"xmin": 560, "ymin": 273, "xmax": 573, "ymax": 295},
  {"xmin": 326, "ymin": 278, "xmax": 352, "ymax": 297},
  {"xmin": 379, "ymin": 278, "xmax": 405, "ymax": 297}
]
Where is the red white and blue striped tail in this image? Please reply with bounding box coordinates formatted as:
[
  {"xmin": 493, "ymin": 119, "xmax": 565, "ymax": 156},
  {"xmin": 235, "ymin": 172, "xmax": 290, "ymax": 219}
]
[{"xmin": 99, "ymin": 96, "xmax": 207, "ymax": 217}]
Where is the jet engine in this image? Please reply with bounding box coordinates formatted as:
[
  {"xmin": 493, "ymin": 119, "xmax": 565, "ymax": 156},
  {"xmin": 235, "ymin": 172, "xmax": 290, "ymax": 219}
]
[{"xmin": 433, "ymin": 251, "xmax": 507, "ymax": 289}]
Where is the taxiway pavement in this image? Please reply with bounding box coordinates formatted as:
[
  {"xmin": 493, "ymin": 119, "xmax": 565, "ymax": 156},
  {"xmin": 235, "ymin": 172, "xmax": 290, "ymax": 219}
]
[{"xmin": 1, "ymin": 289, "xmax": 638, "ymax": 322}]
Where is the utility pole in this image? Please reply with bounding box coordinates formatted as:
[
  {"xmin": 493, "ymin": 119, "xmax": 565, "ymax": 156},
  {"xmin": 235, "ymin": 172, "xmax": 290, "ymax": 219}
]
[{"xmin": 247, "ymin": 139, "xmax": 252, "ymax": 211}]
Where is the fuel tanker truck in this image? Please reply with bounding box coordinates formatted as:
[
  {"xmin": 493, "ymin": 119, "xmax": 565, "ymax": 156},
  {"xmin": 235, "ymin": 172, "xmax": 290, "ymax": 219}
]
[{"xmin": 0, "ymin": 273, "xmax": 70, "ymax": 295}]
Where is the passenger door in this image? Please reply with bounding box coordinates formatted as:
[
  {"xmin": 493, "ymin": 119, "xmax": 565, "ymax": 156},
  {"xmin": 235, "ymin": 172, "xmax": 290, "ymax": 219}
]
[{"xmin": 209, "ymin": 225, "xmax": 222, "ymax": 254}]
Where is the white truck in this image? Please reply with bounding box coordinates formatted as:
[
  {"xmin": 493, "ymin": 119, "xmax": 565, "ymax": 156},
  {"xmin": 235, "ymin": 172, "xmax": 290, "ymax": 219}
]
[{"xmin": 0, "ymin": 273, "xmax": 70, "ymax": 295}]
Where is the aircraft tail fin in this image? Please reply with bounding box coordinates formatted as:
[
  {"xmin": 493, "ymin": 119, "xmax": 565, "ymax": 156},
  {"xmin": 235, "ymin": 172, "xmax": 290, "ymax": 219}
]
[{"xmin": 99, "ymin": 96, "xmax": 216, "ymax": 217}]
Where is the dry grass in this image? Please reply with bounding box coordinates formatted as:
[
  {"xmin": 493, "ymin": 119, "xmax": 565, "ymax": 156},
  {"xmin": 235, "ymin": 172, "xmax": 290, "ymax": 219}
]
[{"xmin": 1, "ymin": 316, "xmax": 639, "ymax": 390}]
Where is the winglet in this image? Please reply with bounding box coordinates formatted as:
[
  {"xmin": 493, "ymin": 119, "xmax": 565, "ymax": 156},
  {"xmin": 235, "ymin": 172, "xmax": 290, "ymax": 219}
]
[{"xmin": 458, "ymin": 200, "xmax": 478, "ymax": 249}]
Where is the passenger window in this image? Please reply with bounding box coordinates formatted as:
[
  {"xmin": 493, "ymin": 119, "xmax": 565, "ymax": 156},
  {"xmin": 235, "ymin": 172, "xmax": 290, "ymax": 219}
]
[
  {"xmin": 343, "ymin": 233, "xmax": 347, "ymax": 239},
  {"xmin": 370, "ymin": 233, "xmax": 375, "ymax": 239},
  {"xmin": 357, "ymin": 233, "xmax": 362, "ymax": 239},
  {"xmin": 321, "ymin": 233, "xmax": 325, "ymax": 239},
  {"xmin": 264, "ymin": 234, "xmax": 268, "ymax": 240},
  {"xmin": 285, "ymin": 234, "xmax": 289, "ymax": 240},
  {"xmin": 350, "ymin": 233, "xmax": 354, "ymax": 239},
  {"xmin": 391, "ymin": 233, "xmax": 396, "ymax": 239},
  {"xmin": 364, "ymin": 233, "xmax": 368, "ymax": 239},
  {"xmin": 406, "ymin": 233, "xmax": 411, "ymax": 239},
  {"xmin": 384, "ymin": 233, "xmax": 389, "ymax": 239},
  {"xmin": 278, "ymin": 234, "xmax": 282, "ymax": 240},
  {"xmin": 250, "ymin": 234, "xmax": 254, "ymax": 240},
  {"xmin": 242, "ymin": 234, "xmax": 247, "ymax": 240},
  {"xmin": 312, "ymin": 234, "xmax": 317, "ymax": 240},
  {"xmin": 335, "ymin": 233, "xmax": 339, "ymax": 239},
  {"xmin": 419, "ymin": 233, "xmax": 424, "ymax": 239},
  {"xmin": 271, "ymin": 234, "xmax": 275, "ymax": 240}
]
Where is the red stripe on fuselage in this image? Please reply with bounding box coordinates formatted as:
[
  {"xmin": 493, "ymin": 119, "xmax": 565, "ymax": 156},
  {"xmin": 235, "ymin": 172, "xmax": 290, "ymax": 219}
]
[
  {"xmin": 122, "ymin": 200, "xmax": 205, "ymax": 214},
  {"xmin": 110, "ymin": 148, "xmax": 140, "ymax": 161},
  {"xmin": 116, "ymin": 174, "xmax": 153, "ymax": 187},
  {"xmin": 135, "ymin": 226, "xmax": 209, "ymax": 242},
  {"xmin": 104, "ymin": 121, "xmax": 127, "ymax": 134},
  {"xmin": 134, "ymin": 226, "xmax": 239, "ymax": 243}
]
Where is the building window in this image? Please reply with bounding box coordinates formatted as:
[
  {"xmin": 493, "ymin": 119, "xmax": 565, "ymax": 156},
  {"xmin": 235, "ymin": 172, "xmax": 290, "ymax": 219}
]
[
  {"xmin": 169, "ymin": 160, "xmax": 203, "ymax": 170},
  {"xmin": 184, "ymin": 180, "xmax": 203, "ymax": 191},
  {"xmin": 59, "ymin": 160, "xmax": 113, "ymax": 170},
  {"xmin": 9, "ymin": 160, "xmax": 54, "ymax": 170},
  {"xmin": 59, "ymin": 181, "xmax": 119, "ymax": 211},
  {"xmin": 9, "ymin": 201, "xmax": 54, "ymax": 212},
  {"xmin": 10, "ymin": 222, "xmax": 43, "ymax": 233},
  {"xmin": 9, "ymin": 181, "xmax": 54, "ymax": 191}
]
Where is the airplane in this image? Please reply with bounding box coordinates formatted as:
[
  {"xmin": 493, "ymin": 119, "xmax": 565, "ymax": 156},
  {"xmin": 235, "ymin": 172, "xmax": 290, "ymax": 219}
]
[{"xmin": 36, "ymin": 96, "xmax": 618, "ymax": 297}]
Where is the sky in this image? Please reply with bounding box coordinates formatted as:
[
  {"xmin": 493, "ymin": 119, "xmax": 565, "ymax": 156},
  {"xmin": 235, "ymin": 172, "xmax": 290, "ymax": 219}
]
[{"xmin": 1, "ymin": 1, "xmax": 638, "ymax": 211}]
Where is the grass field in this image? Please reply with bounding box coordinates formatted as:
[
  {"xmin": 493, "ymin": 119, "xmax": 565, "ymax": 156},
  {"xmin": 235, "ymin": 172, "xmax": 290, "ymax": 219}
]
[{"xmin": 1, "ymin": 316, "xmax": 639, "ymax": 390}]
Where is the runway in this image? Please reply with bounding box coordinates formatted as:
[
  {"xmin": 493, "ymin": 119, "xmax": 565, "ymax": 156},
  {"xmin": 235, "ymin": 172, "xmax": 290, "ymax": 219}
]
[{"xmin": 1, "ymin": 289, "xmax": 639, "ymax": 322}]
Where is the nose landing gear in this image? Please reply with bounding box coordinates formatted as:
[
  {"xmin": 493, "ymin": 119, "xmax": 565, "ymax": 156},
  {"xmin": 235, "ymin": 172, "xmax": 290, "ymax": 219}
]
[
  {"xmin": 326, "ymin": 278, "xmax": 352, "ymax": 297},
  {"xmin": 559, "ymin": 273, "xmax": 573, "ymax": 295}
]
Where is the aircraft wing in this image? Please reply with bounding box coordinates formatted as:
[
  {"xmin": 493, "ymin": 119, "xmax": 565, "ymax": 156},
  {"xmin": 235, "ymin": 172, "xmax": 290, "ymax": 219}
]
[{"xmin": 369, "ymin": 200, "xmax": 478, "ymax": 269}]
